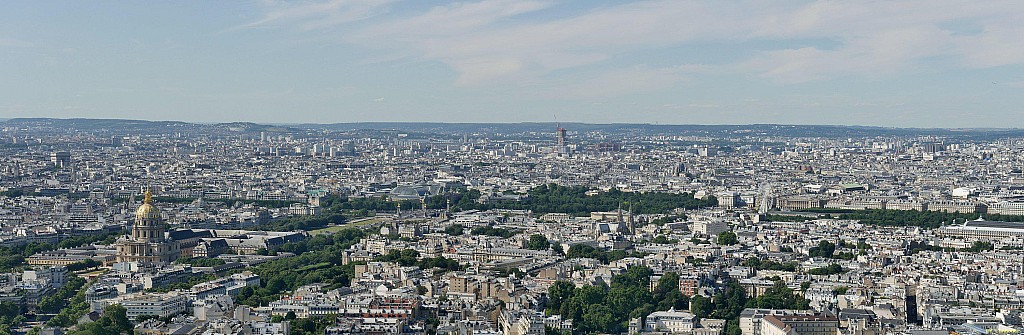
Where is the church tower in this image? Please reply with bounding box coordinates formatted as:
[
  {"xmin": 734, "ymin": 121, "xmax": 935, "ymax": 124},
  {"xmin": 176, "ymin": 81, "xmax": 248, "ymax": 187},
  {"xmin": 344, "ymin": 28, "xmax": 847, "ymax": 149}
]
[{"xmin": 115, "ymin": 190, "xmax": 180, "ymax": 268}]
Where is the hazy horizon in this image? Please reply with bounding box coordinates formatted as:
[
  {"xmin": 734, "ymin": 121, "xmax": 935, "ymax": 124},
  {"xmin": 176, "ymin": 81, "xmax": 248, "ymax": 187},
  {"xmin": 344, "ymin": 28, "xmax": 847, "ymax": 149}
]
[
  {"xmin": 2, "ymin": 1, "xmax": 1023, "ymax": 128},
  {"xmin": 8, "ymin": 117, "xmax": 1024, "ymax": 132}
]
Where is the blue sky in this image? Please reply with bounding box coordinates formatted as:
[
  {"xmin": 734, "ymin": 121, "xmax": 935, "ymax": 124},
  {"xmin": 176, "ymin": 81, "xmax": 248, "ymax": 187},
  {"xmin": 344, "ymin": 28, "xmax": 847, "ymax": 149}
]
[{"xmin": 1, "ymin": 0, "xmax": 1022, "ymax": 127}]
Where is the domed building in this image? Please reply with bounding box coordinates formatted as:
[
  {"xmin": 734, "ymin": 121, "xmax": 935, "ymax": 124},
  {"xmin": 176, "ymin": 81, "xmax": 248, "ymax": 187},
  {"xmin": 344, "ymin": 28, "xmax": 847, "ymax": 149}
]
[{"xmin": 115, "ymin": 190, "xmax": 180, "ymax": 268}]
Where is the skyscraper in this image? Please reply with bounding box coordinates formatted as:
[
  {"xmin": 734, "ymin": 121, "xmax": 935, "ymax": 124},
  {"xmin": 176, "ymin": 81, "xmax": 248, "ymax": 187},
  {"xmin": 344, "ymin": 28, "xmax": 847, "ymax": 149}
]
[
  {"xmin": 555, "ymin": 125, "xmax": 569, "ymax": 156},
  {"xmin": 556, "ymin": 126, "xmax": 567, "ymax": 147}
]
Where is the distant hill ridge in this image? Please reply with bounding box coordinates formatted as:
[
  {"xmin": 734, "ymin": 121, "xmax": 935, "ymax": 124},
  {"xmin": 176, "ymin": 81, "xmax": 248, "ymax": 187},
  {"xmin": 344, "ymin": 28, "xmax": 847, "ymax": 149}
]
[{"xmin": 3, "ymin": 117, "xmax": 1023, "ymax": 139}]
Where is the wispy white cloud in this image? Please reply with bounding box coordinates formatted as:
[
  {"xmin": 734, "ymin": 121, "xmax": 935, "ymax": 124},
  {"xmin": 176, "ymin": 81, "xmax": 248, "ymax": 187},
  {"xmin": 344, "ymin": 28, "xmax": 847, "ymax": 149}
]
[
  {"xmin": 0, "ymin": 37, "xmax": 31, "ymax": 48},
  {"xmin": 687, "ymin": 103, "xmax": 720, "ymax": 109},
  {"xmin": 741, "ymin": 26, "xmax": 954, "ymax": 83},
  {"xmin": 233, "ymin": 0, "xmax": 395, "ymax": 30},
  {"xmin": 364, "ymin": 0, "xmax": 552, "ymax": 37},
  {"xmin": 240, "ymin": 0, "xmax": 1024, "ymax": 88},
  {"xmin": 738, "ymin": 0, "xmax": 1024, "ymax": 82},
  {"xmin": 344, "ymin": 0, "xmax": 748, "ymax": 86},
  {"xmin": 543, "ymin": 66, "xmax": 688, "ymax": 99}
]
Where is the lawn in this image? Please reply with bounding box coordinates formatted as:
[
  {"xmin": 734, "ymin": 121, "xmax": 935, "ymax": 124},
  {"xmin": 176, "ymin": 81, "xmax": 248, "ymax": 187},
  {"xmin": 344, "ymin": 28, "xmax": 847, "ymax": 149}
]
[{"xmin": 309, "ymin": 217, "xmax": 386, "ymax": 235}]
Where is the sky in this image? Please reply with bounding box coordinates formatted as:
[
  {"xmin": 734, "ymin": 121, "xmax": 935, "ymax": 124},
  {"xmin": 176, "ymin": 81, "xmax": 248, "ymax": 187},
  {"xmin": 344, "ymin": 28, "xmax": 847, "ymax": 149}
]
[{"xmin": 1, "ymin": 0, "xmax": 1023, "ymax": 128}]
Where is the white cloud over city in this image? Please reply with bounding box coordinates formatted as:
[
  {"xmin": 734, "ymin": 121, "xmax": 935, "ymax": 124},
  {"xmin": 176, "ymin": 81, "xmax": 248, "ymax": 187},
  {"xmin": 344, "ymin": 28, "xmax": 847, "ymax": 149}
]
[{"xmin": 1, "ymin": 1, "xmax": 1022, "ymax": 126}]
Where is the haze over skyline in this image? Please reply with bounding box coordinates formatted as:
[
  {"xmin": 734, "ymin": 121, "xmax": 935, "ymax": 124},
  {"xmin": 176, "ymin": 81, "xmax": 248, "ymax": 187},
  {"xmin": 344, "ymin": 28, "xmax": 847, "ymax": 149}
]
[{"xmin": 2, "ymin": 1, "xmax": 1023, "ymax": 128}]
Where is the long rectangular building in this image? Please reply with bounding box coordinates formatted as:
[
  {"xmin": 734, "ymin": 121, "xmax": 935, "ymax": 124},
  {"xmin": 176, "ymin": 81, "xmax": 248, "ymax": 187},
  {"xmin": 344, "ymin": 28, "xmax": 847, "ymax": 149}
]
[{"xmin": 935, "ymin": 219, "xmax": 1024, "ymax": 239}]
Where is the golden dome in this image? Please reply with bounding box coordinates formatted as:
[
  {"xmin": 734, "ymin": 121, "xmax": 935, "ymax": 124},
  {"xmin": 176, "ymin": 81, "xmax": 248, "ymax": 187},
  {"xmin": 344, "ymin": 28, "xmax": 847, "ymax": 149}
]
[{"xmin": 136, "ymin": 190, "xmax": 160, "ymax": 219}]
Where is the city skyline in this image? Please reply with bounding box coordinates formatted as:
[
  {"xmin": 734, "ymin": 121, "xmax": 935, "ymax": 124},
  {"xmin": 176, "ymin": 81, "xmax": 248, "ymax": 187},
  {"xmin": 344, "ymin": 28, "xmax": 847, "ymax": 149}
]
[
  {"xmin": 2, "ymin": 1, "xmax": 1023, "ymax": 127},
  {"xmin": 4, "ymin": 96, "xmax": 1024, "ymax": 335}
]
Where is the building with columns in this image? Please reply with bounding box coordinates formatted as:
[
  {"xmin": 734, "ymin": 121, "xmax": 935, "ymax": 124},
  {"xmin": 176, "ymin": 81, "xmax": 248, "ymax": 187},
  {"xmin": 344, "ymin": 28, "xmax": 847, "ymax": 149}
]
[{"xmin": 115, "ymin": 191, "xmax": 180, "ymax": 268}]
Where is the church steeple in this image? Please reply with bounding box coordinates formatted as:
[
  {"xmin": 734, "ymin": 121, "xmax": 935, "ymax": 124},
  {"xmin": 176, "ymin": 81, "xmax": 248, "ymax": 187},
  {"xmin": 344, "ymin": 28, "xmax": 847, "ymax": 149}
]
[{"xmin": 627, "ymin": 202, "xmax": 634, "ymax": 235}]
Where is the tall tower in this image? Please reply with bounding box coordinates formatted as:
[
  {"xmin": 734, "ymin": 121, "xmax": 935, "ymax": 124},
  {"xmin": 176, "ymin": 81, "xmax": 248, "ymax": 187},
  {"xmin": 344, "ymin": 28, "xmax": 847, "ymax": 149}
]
[
  {"xmin": 627, "ymin": 202, "xmax": 635, "ymax": 235},
  {"xmin": 617, "ymin": 202, "xmax": 632, "ymax": 235},
  {"xmin": 556, "ymin": 125, "xmax": 567, "ymax": 147},
  {"xmin": 115, "ymin": 190, "xmax": 180, "ymax": 269}
]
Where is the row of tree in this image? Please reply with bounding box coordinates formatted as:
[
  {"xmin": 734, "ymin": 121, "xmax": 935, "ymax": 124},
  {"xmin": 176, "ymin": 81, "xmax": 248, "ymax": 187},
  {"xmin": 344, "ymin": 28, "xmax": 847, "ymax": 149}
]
[
  {"xmin": 771, "ymin": 208, "xmax": 1024, "ymax": 228},
  {"xmin": 0, "ymin": 189, "xmax": 41, "ymax": 198},
  {"xmin": 175, "ymin": 257, "xmax": 227, "ymax": 267},
  {"xmin": 65, "ymin": 259, "xmax": 102, "ymax": 272},
  {"xmin": 470, "ymin": 226, "xmax": 519, "ymax": 238},
  {"xmin": 565, "ymin": 244, "xmax": 646, "ymax": 264},
  {"xmin": 548, "ymin": 270, "xmax": 812, "ymax": 335},
  {"xmin": 234, "ymin": 228, "xmax": 367, "ymax": 307},
  {"xmin": 417, "ymin": 185, "xmax": 718, "ymax": 216},
  {"xmin": 67, "ymin": 305, "xmax": 132, "ymax": 335},
  {"xmin": 310, "ymin": 184, "xmax": 717, "ymax": 221},
  {"xmin": 807, "ymin": 264, "xmax": 847, "ymax": 275},
  {"xmin": 547, "ymin": 266, "xmax": 689, "ymax": 333},
  {"xmin": 37, "ymin": 276, "xmax": 87, "ymax": 313},
  {"xmin": 0, "ymin": 302, "xmax": 24, "ymax": 335},
  {"xmin": 525, "ymin": 234, "xmax": 550, "ymax": 250},
  {"xmin": 0, "ymin": 230, "xmax": 121, "ymax": 271},
  {"xmin": 742, "ymin": 257, "xmax": 798, "ymax": 272},
  {"xmin": 808, "ymin": 240, "xmax": 870, "ymax": 260},
  {"xmin": 794, "ymin": 208, "xmax": 1024, "ymax": 228},
  {"xmin": 121, "ymin": 195, "xmax": 300, "ymax": 209},
  {"xmin": 690, "ymin": 280, "xmax": 810, "ymax": 335},
  {"xmin": 47, "ymin": 277, "xmax": 94, "ymax": 327},
  {"xmin": 374, "ymin": 249, "xmax": 462, "ymax": 272},
  {"xmin": 257, "ymin": 212, "xmax": 346, "ymax": 232},
  {"xmin": 717, "ymin": 231, "xmax": 739, "ymax": 245},
  {"xmin": 496, "ymin": 184, "xmax": 717, "ymax": 216}
]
